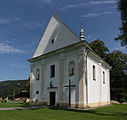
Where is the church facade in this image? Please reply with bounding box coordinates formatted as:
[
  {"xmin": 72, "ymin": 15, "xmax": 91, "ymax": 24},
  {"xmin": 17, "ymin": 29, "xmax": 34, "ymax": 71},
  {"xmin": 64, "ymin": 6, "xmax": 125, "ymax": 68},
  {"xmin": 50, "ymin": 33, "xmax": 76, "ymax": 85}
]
[{"xmin": 28, "ymin": 14, "xmax": 110, "ymax": 108}]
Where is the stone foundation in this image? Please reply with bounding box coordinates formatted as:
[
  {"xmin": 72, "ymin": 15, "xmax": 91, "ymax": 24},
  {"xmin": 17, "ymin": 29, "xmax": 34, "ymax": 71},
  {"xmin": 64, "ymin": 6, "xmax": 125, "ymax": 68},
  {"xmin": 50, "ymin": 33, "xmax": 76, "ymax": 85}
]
[
  {"xmin": 78, "ymin": 103, "xmax": 87, "ymax": 109},
  {"xmin": 56, "ymin": 102, "xmax": 68, "ymax": 108},
  {"xmin": 30, "ymin": 101, "xmax": 48, "ymax": 106},
  {"xmin": 88, "ymin": 101, "xmax": 110, "ymax": 107},
  {"xmin": 30, "ymin": 101, "xmax": 110, "ymax": 108}
]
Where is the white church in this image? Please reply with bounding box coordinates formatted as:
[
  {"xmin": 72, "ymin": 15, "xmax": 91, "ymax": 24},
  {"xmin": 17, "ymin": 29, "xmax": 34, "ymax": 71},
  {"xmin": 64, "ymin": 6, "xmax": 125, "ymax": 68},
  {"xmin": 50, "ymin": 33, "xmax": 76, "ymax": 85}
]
[{"xmin": 28, "ymin": 14, "xmax": 111, "ymax": 108}]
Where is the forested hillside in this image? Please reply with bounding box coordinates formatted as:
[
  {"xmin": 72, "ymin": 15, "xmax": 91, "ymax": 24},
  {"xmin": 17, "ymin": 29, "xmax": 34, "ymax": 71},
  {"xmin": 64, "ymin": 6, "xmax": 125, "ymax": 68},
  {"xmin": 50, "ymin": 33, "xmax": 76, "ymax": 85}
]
[{"xmin": 0, "ymin": 80, "xmax": 28, "ymax": 98}]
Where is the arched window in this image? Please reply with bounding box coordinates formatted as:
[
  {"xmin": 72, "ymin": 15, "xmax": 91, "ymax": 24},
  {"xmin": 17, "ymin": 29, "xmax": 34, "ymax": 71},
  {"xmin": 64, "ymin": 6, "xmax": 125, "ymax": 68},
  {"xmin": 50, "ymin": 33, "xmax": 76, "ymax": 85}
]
[
  {"xmin": 103, "ymin": 71, "xmax": 105, "ymax": 84},
  {"xmin": 36, "ymin": 69, "xmax": 40, "ymax": 80},
  {"xmin": 69, "ymin": 61, "xmax": 75, "ymax": 76},
  {"xmin": 93, "ymin": 65, "xmax": 96, "ymax": 80}
]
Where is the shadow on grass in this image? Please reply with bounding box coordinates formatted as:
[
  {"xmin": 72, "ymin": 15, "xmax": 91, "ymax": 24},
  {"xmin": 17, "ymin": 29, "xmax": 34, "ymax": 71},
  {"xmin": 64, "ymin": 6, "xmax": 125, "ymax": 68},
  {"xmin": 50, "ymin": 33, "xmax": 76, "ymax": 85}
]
[
  {"xmin": 47, "ymin": 105, "xmax": 127, "ymax": 118},
  {"xmin": 17, "ymin": 103, "xmax": 31, "ymax": 107},
  {"xmin": 15, "ymin": 104, "xmax": 127, "ymax": 118}
]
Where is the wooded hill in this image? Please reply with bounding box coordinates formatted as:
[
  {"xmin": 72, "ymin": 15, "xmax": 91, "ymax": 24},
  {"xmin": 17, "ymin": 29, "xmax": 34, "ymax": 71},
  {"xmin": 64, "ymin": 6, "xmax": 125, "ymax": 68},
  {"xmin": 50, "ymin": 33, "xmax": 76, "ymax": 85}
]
[{"xmin": 0, "ymin": 80, "xmax": 28, "ymax": 98}]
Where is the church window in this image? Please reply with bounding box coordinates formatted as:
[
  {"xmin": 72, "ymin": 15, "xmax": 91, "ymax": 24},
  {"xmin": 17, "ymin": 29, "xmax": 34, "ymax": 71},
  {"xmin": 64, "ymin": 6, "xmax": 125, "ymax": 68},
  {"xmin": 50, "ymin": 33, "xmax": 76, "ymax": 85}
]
[
  {"xmin": 103, "ymin": 71, "xmax": 105, "ymax": 84},
  {"xmin": 93, "ymin": 65, "xmax": 96, "ymax": 80},
  {"xmin": 36, "ymin": 69, "xmax": 40, "ymax": 80},
  {"xmin": 36, "ymin": 91, "xmax": 39, "ymax": 94},
  {"xmin": 69, "ymin": 61, "xmax": 75, "ymax": 76},
  {"xmin": 50, "ymin": 65, "xmax": 55, "ymax": 77}
]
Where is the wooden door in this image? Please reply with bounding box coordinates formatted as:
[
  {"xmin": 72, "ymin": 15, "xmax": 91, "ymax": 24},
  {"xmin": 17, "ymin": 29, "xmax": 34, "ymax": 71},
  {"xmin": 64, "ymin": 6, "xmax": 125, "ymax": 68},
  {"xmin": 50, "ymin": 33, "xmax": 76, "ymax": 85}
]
[{"xmin": 50, "ymin": 92, "xmax": 55, "ymax": 106}]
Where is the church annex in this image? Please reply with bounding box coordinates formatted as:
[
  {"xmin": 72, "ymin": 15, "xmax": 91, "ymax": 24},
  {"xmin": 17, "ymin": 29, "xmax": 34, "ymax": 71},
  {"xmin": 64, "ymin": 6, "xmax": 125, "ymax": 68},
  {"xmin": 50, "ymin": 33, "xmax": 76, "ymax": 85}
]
[{"xmin": 28, "ymin": 14, "xmax": 110, "ymax": 109}]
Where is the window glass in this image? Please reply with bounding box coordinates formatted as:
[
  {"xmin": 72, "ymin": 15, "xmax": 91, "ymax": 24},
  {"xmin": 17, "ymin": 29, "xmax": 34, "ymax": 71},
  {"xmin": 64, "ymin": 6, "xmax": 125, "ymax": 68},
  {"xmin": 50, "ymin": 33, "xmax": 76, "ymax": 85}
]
[
  {"xmin": 36, "ymin": 69, "xmax": 40, "ymax": 80},
  {"xmin": 93, "ymin": 65, "xmax": 96, "ymax": 80},
  {"xmin": 103, "ymin": 71, "xmax": 105, "ymax": 84},
  {"xmin": 50, "ymin": 65, "xmax": 55, "ymax": 77}
]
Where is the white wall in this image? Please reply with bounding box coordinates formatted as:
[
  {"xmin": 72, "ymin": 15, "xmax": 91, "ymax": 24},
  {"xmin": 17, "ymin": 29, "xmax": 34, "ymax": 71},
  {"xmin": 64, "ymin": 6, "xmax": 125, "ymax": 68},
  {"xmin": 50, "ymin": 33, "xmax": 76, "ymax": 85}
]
[
  {"xmin": 101, "ymin": 67, "xmax": 110, "ymax": 102},
  {"xmin": 30, "ymin": 46, "xmax": 110, "ymax": 106},
  {"xmin": 87, "ymin": 55, "xmax": 110, "ymax": 104},
  {"xmin": 87, "ymin": 56, "xmax": 101, "ymax": 104},
  {"xmin": 31, "ymin": 47, "xmax": 81, "ymax": 105},
  {"xmin": 31, "ymin": 64, "xmax": 42, "ymax": 101}
]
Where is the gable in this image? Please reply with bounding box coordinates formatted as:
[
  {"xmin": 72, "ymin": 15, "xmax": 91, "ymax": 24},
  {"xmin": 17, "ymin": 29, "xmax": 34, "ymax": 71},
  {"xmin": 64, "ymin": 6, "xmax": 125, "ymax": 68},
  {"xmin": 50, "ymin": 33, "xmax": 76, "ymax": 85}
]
[{"xmin": 32, "ymin": 14, "xmax": 81, "ymax": 58}]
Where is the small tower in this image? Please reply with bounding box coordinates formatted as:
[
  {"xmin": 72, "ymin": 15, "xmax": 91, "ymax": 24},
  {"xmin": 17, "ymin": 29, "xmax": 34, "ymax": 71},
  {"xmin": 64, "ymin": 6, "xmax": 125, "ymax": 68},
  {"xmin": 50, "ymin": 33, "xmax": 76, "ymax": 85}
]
[{"xmin": 80, "ymin": 28, "xmax": 85, "ymax": 40}]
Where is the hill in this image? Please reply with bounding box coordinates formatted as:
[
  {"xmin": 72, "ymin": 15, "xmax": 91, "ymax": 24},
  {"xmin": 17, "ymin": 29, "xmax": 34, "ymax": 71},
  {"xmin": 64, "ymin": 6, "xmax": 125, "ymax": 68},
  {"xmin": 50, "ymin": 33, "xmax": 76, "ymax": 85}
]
[{"xmin": 0, "ymin": 80, "xmax": 28, "ymax": 98}]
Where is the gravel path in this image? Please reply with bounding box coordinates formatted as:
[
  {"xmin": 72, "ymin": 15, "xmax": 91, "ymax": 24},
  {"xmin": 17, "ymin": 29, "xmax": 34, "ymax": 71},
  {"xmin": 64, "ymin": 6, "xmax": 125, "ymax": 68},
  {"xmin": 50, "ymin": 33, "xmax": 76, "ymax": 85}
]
[{"xmin": 0, "ymin": 106, "xmax": 46, "ymax": 110}]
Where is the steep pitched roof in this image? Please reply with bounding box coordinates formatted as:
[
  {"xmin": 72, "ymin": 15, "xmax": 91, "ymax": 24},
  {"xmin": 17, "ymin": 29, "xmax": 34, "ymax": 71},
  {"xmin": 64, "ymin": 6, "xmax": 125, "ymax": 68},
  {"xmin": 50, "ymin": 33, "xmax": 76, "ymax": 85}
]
[{"xmin": 32, "ymin": 14, "xmax": 81, "ymax": 58}]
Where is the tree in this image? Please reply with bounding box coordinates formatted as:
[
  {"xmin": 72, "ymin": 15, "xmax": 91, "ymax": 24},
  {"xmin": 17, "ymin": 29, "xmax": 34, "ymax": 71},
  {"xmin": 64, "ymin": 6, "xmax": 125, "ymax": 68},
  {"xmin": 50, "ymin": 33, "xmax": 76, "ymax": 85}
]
[
  {"xmin": 89, "ymin": 39, "xmax": 109, "ymax": 60},
  {"xmin": 106, "ymin": 51, "xmax": 127, "ymax": 102},
  {"xmin": 106, "ymin": 51, "xmax": 127, "ymax": 76},
  {"xmin": 115, "ymin": 0, "xmax": 127, "ymax": 47}
]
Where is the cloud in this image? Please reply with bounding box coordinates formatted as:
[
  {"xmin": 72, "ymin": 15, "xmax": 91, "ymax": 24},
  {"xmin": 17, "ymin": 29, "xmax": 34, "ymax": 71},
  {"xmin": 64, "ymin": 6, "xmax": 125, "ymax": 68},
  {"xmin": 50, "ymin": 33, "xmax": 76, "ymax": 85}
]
[
  {"xmin": 61, "ymin": 0, "xmax": 116, "ymax": 10},
  {"xmin": 10, "ymin": 63, "xmax": 29, "ymax": 68},
  {"xmin": 23, "ymin": 22, "xmax": 45, "ymax": 29},
  {"xmin": 0, "ymin": 18, "xmax": 10, "ymax": 24},
  {"xmin": 0, "ymin": 17, "xmax": 20, "ymax": 24},
  {"xmin": 61, "ymin": 3, "xmax": 86, "ymax": 10},
  {"xmin": 83, "ymin": 11, "xmax": 114, "ymax": 18},
  {"xmin": 110, "ymin": 42, "xmax": 127, "ymax": 53},
  {"xmin": 66, "ymin": 3, "xmax": 84, "ymax": 8},
  {"xmin": 0, "ymin": 42, "xmax": 24, "ymax": 53},
  {"xmin": 88, "ymin": 0, "xmax": 117, "ymax": 6},
  {"xmin": 37, "ymin": 0, "xmax": 53, "ymax": 4}
]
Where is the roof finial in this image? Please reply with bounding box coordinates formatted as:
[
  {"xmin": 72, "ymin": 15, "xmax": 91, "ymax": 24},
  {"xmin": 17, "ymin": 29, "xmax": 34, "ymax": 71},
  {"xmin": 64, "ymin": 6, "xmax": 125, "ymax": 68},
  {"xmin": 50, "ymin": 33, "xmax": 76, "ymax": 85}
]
[{"xmin": 80, "ymin": 24, "xmax": 85, "ymax": 40}]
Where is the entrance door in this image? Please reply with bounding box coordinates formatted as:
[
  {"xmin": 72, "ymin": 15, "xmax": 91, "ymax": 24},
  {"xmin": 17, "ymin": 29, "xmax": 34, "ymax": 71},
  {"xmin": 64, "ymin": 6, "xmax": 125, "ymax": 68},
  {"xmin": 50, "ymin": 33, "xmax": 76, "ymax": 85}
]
[{"xmin": 50, "ymin": 92, "xmax": 56, "ymax": 106}]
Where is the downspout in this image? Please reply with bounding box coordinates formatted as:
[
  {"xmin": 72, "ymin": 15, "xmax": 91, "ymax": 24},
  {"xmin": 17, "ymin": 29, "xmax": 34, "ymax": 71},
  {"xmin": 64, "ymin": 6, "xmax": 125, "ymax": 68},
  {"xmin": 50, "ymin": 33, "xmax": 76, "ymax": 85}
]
[{"xmin": 85, "ymin": 47, "xmax": 90, "ymax": 107}]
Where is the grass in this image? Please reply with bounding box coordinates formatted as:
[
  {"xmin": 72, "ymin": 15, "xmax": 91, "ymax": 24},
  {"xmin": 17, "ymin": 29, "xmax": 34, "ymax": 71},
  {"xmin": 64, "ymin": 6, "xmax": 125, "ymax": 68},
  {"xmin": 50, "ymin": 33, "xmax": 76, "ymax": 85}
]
[
  {"xmin": 0, "ymin": 104, "xmax": 127, "ymax": 120},
  {"xmin": 0, "ymin": 102, "xmax": 30, "ymax": 108}
]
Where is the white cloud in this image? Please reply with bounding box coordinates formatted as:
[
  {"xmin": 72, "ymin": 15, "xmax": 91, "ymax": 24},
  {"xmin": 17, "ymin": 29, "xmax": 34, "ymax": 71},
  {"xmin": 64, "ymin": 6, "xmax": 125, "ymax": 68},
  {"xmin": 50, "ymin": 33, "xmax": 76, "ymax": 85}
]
[
  {"xmin": 10, "ymin": 63, "xmax": 29, "ymax": 68},
  {"xmin": 83, "ymin": 11, "xmax": 114, "ymax": 18},
  {"xmin": 0, "ymin": 42, "xmax": 24, "ymax": 53},
  {"xmin": 0, "ymin": 17, "xmax": 20, "ymax": 24},
  {"xmin": 0, "ymin": 18, "xmax": 10, "ymax": 24},
  {"xmin": 38, "ymin": 0, "xmax": 52, "ymax": 4},
  {"xmin": 23, "ymin": 22, "xmax": 45, "ymax": 29},
  {"xmin": 61, "ymin": 3, "xmax": 86, "ymax": 10},
  {"xmin": 110, "ymin": 42, "xmax": 127, "ymax": 53},
  {"xmin": 61, "ymin": 0, "xmax": 116, "ymax": 10},
  {"xmin": 88, "ymin": 0, "xmax": 117, "ymax": 6},
  {"xmin": 66, "ymin": 3, "xmax": 84, "ymax": 8}
]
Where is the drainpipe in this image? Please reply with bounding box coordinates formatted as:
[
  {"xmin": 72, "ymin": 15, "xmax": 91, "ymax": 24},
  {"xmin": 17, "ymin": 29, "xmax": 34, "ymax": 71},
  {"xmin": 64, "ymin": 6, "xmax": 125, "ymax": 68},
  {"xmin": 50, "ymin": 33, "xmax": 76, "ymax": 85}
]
[{"xmin": 85, "ymin": 47, "xmax": 90, "ymax": 107}]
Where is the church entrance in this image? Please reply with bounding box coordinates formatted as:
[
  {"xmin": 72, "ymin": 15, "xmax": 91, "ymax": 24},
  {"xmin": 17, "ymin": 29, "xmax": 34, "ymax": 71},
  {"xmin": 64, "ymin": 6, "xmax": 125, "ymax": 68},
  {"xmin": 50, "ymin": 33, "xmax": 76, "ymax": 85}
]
[{"xmin": 49, "ymin": 92, "xmax": 56, "ymax": 106}]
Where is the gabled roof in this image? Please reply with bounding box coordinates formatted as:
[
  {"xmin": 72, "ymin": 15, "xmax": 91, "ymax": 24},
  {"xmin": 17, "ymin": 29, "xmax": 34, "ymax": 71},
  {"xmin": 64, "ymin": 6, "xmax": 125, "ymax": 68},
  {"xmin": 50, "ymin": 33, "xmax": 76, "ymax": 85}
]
[
  {"xmin": 32, "ymin": 13, "xmax": 81, "ymax": 58},
  {"xmin": 29, "ymin": 14, "xmax": 111, "ymax": 69}
]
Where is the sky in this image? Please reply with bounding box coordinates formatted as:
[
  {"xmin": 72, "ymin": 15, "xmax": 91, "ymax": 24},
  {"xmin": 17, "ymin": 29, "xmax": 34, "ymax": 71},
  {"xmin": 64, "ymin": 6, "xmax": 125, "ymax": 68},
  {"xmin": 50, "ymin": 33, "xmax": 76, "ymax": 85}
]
[{"xmin": 0, "ymin": 0, "xmax": 125, "ymax": 81}]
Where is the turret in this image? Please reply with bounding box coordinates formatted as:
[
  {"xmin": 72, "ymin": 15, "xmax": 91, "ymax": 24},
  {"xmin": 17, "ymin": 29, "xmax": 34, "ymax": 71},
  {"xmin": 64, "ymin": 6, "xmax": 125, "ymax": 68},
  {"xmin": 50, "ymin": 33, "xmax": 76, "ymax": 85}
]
[{"xmin": 80, "ymin": 28, "xmax": 85, "ymax": 40}]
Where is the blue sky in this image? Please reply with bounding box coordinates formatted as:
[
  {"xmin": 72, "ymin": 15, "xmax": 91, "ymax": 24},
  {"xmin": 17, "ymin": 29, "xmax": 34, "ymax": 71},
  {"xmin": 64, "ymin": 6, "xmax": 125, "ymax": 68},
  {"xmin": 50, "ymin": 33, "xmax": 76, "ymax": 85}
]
[{"xmin": 0, "ymin": 0, "xmax": 125, "ymax": 81}]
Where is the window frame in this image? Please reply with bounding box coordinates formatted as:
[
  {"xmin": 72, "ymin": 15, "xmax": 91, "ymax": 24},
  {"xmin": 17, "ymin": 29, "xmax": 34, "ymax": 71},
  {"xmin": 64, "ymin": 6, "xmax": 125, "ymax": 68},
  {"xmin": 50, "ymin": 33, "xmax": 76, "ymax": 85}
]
[
  {"xmin": 68, "ymin": 61, "xmax": 75, "ymax": 76},
  {"xmin": 93, "ymin": 65, "xmax": 96, "ymax": 80},
  {"xmin": 103, "ymin": 71, "xmax": 105, "ymax": 84},
  {"xmin": 50, "ymin": 65, "xmax": 55, "ymax": 78},
  {"xmin": 36, "ymin": 69, "xmax": 40, "ymax": 80}
]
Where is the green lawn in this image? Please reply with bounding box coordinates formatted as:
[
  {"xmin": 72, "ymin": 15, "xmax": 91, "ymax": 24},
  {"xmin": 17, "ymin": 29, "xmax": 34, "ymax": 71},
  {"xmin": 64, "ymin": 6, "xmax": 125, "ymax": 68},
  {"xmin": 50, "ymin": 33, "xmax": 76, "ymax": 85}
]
[
  {"xmin": 0, "ymin": 104, "xmax": 127, "ymax": 120},
  {"xmin": 0, "ymin": 103, "xmax": 30, "ymax": 108}
]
